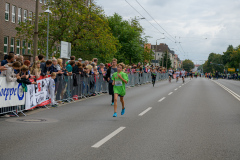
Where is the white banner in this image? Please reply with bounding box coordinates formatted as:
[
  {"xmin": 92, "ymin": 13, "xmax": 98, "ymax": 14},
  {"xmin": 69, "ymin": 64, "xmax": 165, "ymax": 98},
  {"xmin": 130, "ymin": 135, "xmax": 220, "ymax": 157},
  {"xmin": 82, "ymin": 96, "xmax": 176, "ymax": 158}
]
[
  {"xmin": 25, "ymin": 77, "xmax": 51, "ymax": 110},
  {"xmin": 0, "ymin": 77, "xmax": 25, "ymax": 108}
]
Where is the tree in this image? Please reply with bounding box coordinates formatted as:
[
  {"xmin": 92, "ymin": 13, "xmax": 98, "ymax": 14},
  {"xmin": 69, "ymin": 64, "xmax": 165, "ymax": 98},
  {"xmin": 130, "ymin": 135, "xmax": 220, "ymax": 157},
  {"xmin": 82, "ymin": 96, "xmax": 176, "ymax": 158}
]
[
  {"xmin": 107, "ymin": 13, "xmax": 147, "ymax": 64},
  {"xmin": 159, "ymin": 51, "xmax": 172, "ymax": 69},
  {"xmin": 16, "ymin": 0, "xmax": 118, "ymax": 62},
  {"xmin": 182, "ymin": 59, "xmax": 194, "ymax": 72}
]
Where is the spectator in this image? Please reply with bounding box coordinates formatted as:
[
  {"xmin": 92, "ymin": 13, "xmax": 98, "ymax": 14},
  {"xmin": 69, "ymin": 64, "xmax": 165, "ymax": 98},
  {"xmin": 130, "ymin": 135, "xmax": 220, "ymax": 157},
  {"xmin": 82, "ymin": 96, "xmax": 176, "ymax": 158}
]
[
  {"xmin": 31, "ymin": 61, "xmax": 41, "ymax": 79},
  {"xmin": 1, "ymin": 53, "xmax": 15, "ymax": 66},
  {"xmin": 78, "ymin": 58, "xmax": 82, "ymax": 63},
  {"xmin": 66, "ymin": 60, "xmax": 75, "ymax": 76},
  {"xmin": 85, "ymin": 60, "xmax": 89, "ymax": 66},
  {"xmin": 40, "ymin": 60, "xmax": 52, "ymax": 77},
  {"xmin": 4, "ymin": 61, "xmax": 21, "ymax": 82},
  {"xmin": 50, "ymin": 59, "xmax": 62, "ymax": 74},
  {"xmin": 49, "ymin": 72, "xmax": 58, "ymax": 107},
  {"xmin": 38, "ymin": 54, "xmax": 45, "ymax": 64},
  {"xmin": 70, "ymin": 56, "xmax": 76, "ymax": 61},
  {"xmin": 24, "ymin": 60, "xmax": 31, "ymax": 68},
  {"xmin": 93, "ymin": 58, "xmax": 98, "ymax": 65},
  {"xmin": 17, "ymin": 65, "xmax": 37, "ymax": 85}
]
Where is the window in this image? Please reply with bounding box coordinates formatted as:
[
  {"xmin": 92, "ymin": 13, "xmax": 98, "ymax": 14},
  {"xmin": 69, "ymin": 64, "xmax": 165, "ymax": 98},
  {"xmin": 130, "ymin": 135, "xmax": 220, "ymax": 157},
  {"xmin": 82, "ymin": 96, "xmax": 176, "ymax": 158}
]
[
  {"xmin": 22, "ymin": 40, "xmax": 26, "ymax": 55},
  {"xmin": 28, "ymin": 43, "xmax": 31, "ymax": 54},
  {"xmin": 44, "ymin": 0, "xmax": 47, "ymax": 5},
  {"xmin": 29, "ymin": 12, "xmax": 33, "ymax": 24},
  {"xmin": 40, "ymin": 0, "xmax": 42, "ymax": 3},
  {"xmin": 12, "ymin": 5, "xmax": 16, "ymax": 23},
  {"xmin": 18, "ymin": 8, "xmax": 22, "ymax": 23},
  {"xmin": 10, "ymin": 38, "xmax": 15, "ymax": 52},
  {"xmin": 17, "ymin": 39, "xmax": 21, "ymax": 55},
  {"xmin": 24, "ymin": 10, "xmax": 27, "ymax": 22},
  {"xmin": 5, "ymin": 3, "xmax": 10, "ymax": 21},
  {"xmin": 4, "ymin": 37, "xmax": 8, "ymax": 54}
]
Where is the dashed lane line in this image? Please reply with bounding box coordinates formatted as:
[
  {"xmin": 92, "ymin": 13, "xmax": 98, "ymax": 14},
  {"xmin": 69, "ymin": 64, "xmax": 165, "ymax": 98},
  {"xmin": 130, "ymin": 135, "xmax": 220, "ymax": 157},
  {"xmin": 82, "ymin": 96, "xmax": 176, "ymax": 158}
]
[
  {"xmin": 158, "ymin": 97, "xmax": 166, "ymax": 102},
  {"xmin": 168, "ymin": 92, "xmax": 173, "ymax": 95},
  {"xmin": 92, "ymin": 127, "xmax": 126, "ymax": 148},
  {"xmin": 139, "ymin": 107, "xmax": 152, "ymax": 116}
]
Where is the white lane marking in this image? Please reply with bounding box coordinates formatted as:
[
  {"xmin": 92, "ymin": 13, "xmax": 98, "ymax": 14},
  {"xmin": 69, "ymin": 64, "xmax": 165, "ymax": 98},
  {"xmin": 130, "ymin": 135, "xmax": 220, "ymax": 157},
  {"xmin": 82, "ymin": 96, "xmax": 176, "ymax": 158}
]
[
  {"xmin": 158, "ymin": 97, "xmax": 166, "ymax": 102},
  {"xmin": 179, "ymin": 86, "xmax": 182, "ymax": 88},
  {"xmin": 212, "ymin": 81, "xmax": 240, "ymax": 101},
  {"xmin": 168, "ymin": 92, "xmax": 173, "ymax": 95},
  {"xmin": 175, "ymin": 88, "xmax": 178, "ymax": 91},
  {"xmin": 92, "ymin": 127, "xmax": 126, "ymax": 148},
  {"xmin": 139, "ymin": 107, "xmax": 152, "ymax": 116}
]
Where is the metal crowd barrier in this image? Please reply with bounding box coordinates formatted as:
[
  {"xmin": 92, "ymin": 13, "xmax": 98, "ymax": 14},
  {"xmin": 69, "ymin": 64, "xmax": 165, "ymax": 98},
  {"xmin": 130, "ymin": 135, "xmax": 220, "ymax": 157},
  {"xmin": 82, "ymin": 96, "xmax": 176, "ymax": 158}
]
[{"xmin": 0, "ymin": 72, "xmax": 168, "ymax": 116}]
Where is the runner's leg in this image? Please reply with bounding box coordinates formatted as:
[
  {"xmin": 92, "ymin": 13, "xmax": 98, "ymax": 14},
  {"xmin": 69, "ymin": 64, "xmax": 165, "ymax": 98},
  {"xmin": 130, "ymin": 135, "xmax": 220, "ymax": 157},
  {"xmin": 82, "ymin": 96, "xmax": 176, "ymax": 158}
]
[{"xmin": 114, "ymin": 93, "xmax": 118, "ymax": 113}]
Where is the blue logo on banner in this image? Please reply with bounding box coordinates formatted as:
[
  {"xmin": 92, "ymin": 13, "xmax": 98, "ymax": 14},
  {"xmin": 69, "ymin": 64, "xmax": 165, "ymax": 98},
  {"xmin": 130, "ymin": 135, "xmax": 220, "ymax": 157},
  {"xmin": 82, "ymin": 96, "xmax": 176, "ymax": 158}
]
[{"xmin": 0, "ymin": 83, "xmax": 24, "ymax": 101}]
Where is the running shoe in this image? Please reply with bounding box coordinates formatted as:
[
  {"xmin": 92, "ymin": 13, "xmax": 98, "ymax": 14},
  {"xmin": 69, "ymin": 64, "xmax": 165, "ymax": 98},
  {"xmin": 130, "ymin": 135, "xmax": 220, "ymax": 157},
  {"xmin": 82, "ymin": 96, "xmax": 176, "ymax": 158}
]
[
  {"xmin": 111, "ymin": 102, "xmax": 114, "ymax": 106},
  {"xmin": 113, "ymin": 112, "xmax": 117, "ymax": 117},
  {"xmin": 121, "ymin": 108, "xmax": 125, "ymax": 115}
]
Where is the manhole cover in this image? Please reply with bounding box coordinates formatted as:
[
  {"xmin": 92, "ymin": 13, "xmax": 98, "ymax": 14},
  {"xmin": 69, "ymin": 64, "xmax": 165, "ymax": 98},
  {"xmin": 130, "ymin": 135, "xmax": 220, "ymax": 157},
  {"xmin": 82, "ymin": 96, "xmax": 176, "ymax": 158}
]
[
  {"xmin": 17, "ymin": 119, "xmax": 47, "ymax": 122},
  {"xmin": 6, "ymin": 118, "xmax": 58, "ymax": 124}
]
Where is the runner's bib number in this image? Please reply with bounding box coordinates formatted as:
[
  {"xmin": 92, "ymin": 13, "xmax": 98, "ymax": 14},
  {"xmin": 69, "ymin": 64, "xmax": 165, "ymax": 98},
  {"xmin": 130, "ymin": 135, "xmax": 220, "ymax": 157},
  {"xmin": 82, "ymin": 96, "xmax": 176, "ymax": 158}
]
[{"xmin": 115, "ymin": 80, "xmax": 122, "ymax": 86}]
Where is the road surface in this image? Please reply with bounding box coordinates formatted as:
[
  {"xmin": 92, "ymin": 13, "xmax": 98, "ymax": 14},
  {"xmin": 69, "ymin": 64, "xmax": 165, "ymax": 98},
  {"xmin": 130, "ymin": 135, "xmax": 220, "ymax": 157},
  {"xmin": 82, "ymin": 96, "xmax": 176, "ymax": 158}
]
[{"xmin": 1, "ymin": 78, "xmax": 240, "ymax": 160}]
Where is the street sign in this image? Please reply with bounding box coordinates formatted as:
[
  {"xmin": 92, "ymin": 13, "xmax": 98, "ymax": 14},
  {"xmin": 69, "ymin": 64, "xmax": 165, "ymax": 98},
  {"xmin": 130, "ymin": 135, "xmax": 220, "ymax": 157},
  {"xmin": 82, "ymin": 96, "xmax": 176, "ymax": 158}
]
[
  {"xmin": 228, "ymin": 68, "xmax": 235, "ymax": 72},
  {"xmin": 60, "ymin": 41, "xmax": 71, "ymax": 59}
]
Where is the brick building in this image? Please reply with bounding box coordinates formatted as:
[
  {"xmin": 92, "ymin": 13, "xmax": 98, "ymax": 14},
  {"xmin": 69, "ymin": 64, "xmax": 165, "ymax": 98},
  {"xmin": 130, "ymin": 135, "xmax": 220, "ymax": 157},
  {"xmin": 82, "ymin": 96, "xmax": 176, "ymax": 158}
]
[{"xmin": 0, "ymin": 0, "xmax": 45, "ymax": 60}]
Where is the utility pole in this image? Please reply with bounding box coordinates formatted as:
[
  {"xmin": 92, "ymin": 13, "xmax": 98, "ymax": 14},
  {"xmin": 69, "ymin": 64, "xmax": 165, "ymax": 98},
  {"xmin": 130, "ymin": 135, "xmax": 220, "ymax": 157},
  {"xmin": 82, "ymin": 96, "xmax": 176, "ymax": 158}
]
[{"xmin": 33, "ymin": 0, "xmax": 39, "ymax": 60}]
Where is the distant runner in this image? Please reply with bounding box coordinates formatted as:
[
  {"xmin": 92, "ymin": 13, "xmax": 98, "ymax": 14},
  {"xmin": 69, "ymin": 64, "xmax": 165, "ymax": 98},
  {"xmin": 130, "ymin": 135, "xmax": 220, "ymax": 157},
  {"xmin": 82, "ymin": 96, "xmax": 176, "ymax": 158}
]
[{"xmin": 181, "ymin": 69, "xmax": 186, "ymax": 83}]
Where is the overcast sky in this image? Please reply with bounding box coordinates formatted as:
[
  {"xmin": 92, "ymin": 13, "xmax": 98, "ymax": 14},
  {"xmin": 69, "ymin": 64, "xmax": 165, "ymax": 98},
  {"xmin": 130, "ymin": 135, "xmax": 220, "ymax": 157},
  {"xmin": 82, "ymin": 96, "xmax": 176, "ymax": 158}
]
[{"xmin": 95, "ymin": 0, "xmax": 240, "ymax": 64}]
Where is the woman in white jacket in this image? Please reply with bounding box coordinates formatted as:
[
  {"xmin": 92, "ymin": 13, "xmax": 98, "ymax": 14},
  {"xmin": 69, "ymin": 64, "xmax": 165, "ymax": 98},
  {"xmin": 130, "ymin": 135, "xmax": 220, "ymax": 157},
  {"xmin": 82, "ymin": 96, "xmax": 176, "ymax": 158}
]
[{"xmin": 2, "ymin": 61, "xmax": 21, "ymax": 82}]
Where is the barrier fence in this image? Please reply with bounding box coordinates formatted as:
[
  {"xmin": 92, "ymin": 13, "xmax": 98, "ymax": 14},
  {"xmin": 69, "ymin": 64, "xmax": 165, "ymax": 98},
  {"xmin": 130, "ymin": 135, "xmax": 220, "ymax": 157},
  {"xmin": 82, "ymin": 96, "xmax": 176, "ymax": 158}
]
[{"xmin": 0, "ymin": 73, "xmax": 168, "ymax": 117}]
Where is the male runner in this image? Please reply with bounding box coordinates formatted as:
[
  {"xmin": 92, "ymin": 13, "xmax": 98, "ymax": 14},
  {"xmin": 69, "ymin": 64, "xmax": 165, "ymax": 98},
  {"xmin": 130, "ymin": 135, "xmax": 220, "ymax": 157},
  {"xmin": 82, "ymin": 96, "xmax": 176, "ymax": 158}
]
[
  {"xmin": 112, "ymin": 63, "xmax": 128, "ymax": 117},
  {"xmin": 168, "ymin": 68, "xmax": 173, "ymax": 83},
  {"xmin": 151, "ymin": 68, "xmax": 157, "ymax": 87},
  {"xmin": 181, "ymin": 69, "xmax": 186, "ymax": 83},
  {"xmin": 189, "ymin": 70, "xmax": 193, "ymax": 80}
]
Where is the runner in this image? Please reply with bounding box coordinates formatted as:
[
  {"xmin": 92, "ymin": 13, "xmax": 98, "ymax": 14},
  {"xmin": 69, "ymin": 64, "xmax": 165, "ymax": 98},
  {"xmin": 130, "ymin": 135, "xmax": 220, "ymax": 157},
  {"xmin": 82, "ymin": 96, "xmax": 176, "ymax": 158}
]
[
  {"xmin": 151, "ymin": 68, "xmax": 157, "ymax": 87},
  {"xmin": 175, "ymin": 70, "xmax": 180, "ymax": 82},
  {"xmin": 168, "ymin": 68, "xmax": 173, "ymax": 83},
  {"xmin": 112, "ymin": 63, "xmax": 128, "ymax": 117},
  {"xmin": 106, "ymin": 58, "xmax": 118, "ymax": 105},
  {"xmin": 181, "ymin": 69, "xmax": 186, "ymax": 83},
  {"xmin": 189, "ymin": 70, "xmax": 193, "ymax": 80}
]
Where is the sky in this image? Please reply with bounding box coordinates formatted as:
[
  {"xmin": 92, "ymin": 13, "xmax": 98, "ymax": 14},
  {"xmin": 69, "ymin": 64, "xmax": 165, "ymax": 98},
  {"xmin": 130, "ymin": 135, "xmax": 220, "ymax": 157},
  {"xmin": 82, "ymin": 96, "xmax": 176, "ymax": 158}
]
[{"xmin": 95, "ymin": 0, "xmax": 240, "ymax": 64}]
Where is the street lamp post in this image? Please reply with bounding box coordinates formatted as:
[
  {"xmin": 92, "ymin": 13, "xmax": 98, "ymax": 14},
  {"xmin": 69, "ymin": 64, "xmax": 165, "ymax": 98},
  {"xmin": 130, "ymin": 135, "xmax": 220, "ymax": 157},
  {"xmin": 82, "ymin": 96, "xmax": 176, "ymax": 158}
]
[
  {"xmin": 33, "ymin": 0, "xmax": 39, "ymax": 60},
  {"xmin": 44, "ymin": 6, "xmax": 52, "ymax": 60}
]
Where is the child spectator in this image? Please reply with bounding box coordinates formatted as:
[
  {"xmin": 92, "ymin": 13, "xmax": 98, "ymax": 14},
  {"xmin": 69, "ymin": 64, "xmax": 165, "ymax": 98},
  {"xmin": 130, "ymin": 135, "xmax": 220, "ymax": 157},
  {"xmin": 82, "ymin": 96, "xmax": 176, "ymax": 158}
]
[
  {"xmin": 49, "ymin": 72, "xmax": 58, "ymax": 107},
  {"xmin": 17, "ymin": 65, "xmax": 37, "ymax": 85},
  {"xmin": 31, "ymin": 61, "xmax": 41, "ymax": 79}
]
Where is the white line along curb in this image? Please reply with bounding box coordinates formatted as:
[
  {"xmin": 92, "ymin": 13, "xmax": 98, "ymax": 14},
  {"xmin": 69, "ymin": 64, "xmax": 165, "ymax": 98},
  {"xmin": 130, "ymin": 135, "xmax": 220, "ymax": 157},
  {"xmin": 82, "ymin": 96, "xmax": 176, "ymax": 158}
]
[
  {"xmin": 92, "ymin": 127, "xmax": 126, "ymax": 148},
  {"xmin": 139, "ymin": 107, "xmax": 152, "ymax": 116},
  {"xmin": 213, "ymin": 81, "xmax": 240, "ymax": 101}
]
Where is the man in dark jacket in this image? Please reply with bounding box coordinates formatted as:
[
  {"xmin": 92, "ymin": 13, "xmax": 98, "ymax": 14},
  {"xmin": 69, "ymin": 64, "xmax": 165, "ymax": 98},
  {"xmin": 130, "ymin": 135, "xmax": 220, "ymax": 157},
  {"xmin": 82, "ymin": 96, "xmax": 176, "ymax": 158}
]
[{"xmin": 40, "ymin": 60, "xmax": 52, "ymax": 77}]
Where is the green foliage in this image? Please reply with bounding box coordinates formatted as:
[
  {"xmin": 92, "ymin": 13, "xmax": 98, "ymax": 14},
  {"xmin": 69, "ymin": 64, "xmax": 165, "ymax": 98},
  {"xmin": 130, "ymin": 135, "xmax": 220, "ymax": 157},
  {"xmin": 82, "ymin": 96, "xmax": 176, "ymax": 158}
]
[
  {"xmin": 159, "ymin": 51, "xmax": 172, "ymax": 69},
  {"xmin": 16, "ymin": 0, "xmax": 118, "ymax": 61},
  {"xmin": 107, "ymin": 13, "xmax": 149, "ymax": 64},
  {"xmin": 182, "ymin": 59, "xmax": 194, "ymax": 72}
]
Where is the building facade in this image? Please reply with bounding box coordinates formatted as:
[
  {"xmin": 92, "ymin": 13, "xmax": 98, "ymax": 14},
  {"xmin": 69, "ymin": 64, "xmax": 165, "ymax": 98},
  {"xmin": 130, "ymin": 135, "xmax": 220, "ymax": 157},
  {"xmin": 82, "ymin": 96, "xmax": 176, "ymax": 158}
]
[{"xmin": 0, "ymin": 0, "xmax": 45, "ymax": 59}]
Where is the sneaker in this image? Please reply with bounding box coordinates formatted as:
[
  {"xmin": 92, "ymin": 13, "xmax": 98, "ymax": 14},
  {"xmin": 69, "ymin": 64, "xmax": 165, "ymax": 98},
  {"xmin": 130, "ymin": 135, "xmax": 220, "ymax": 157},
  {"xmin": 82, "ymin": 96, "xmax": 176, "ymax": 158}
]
[
  {"xmin": 111, "ymin": 102, "xmax": 114, "ymax": 106},
  {"xmin": 121, "ymin": 108, "xmax": 125, "ymax": 115},
  {"xmin": 113, "ymin": 112, "xmax": 117, "ymax": 117}
]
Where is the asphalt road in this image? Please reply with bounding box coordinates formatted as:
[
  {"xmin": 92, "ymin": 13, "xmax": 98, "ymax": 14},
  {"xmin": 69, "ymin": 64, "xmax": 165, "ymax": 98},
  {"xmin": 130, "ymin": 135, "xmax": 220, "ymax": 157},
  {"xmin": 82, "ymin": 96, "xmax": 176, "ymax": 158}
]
[{"xmin": 1, "ymin": 77, "xmax": 240, "ymax": 160}]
